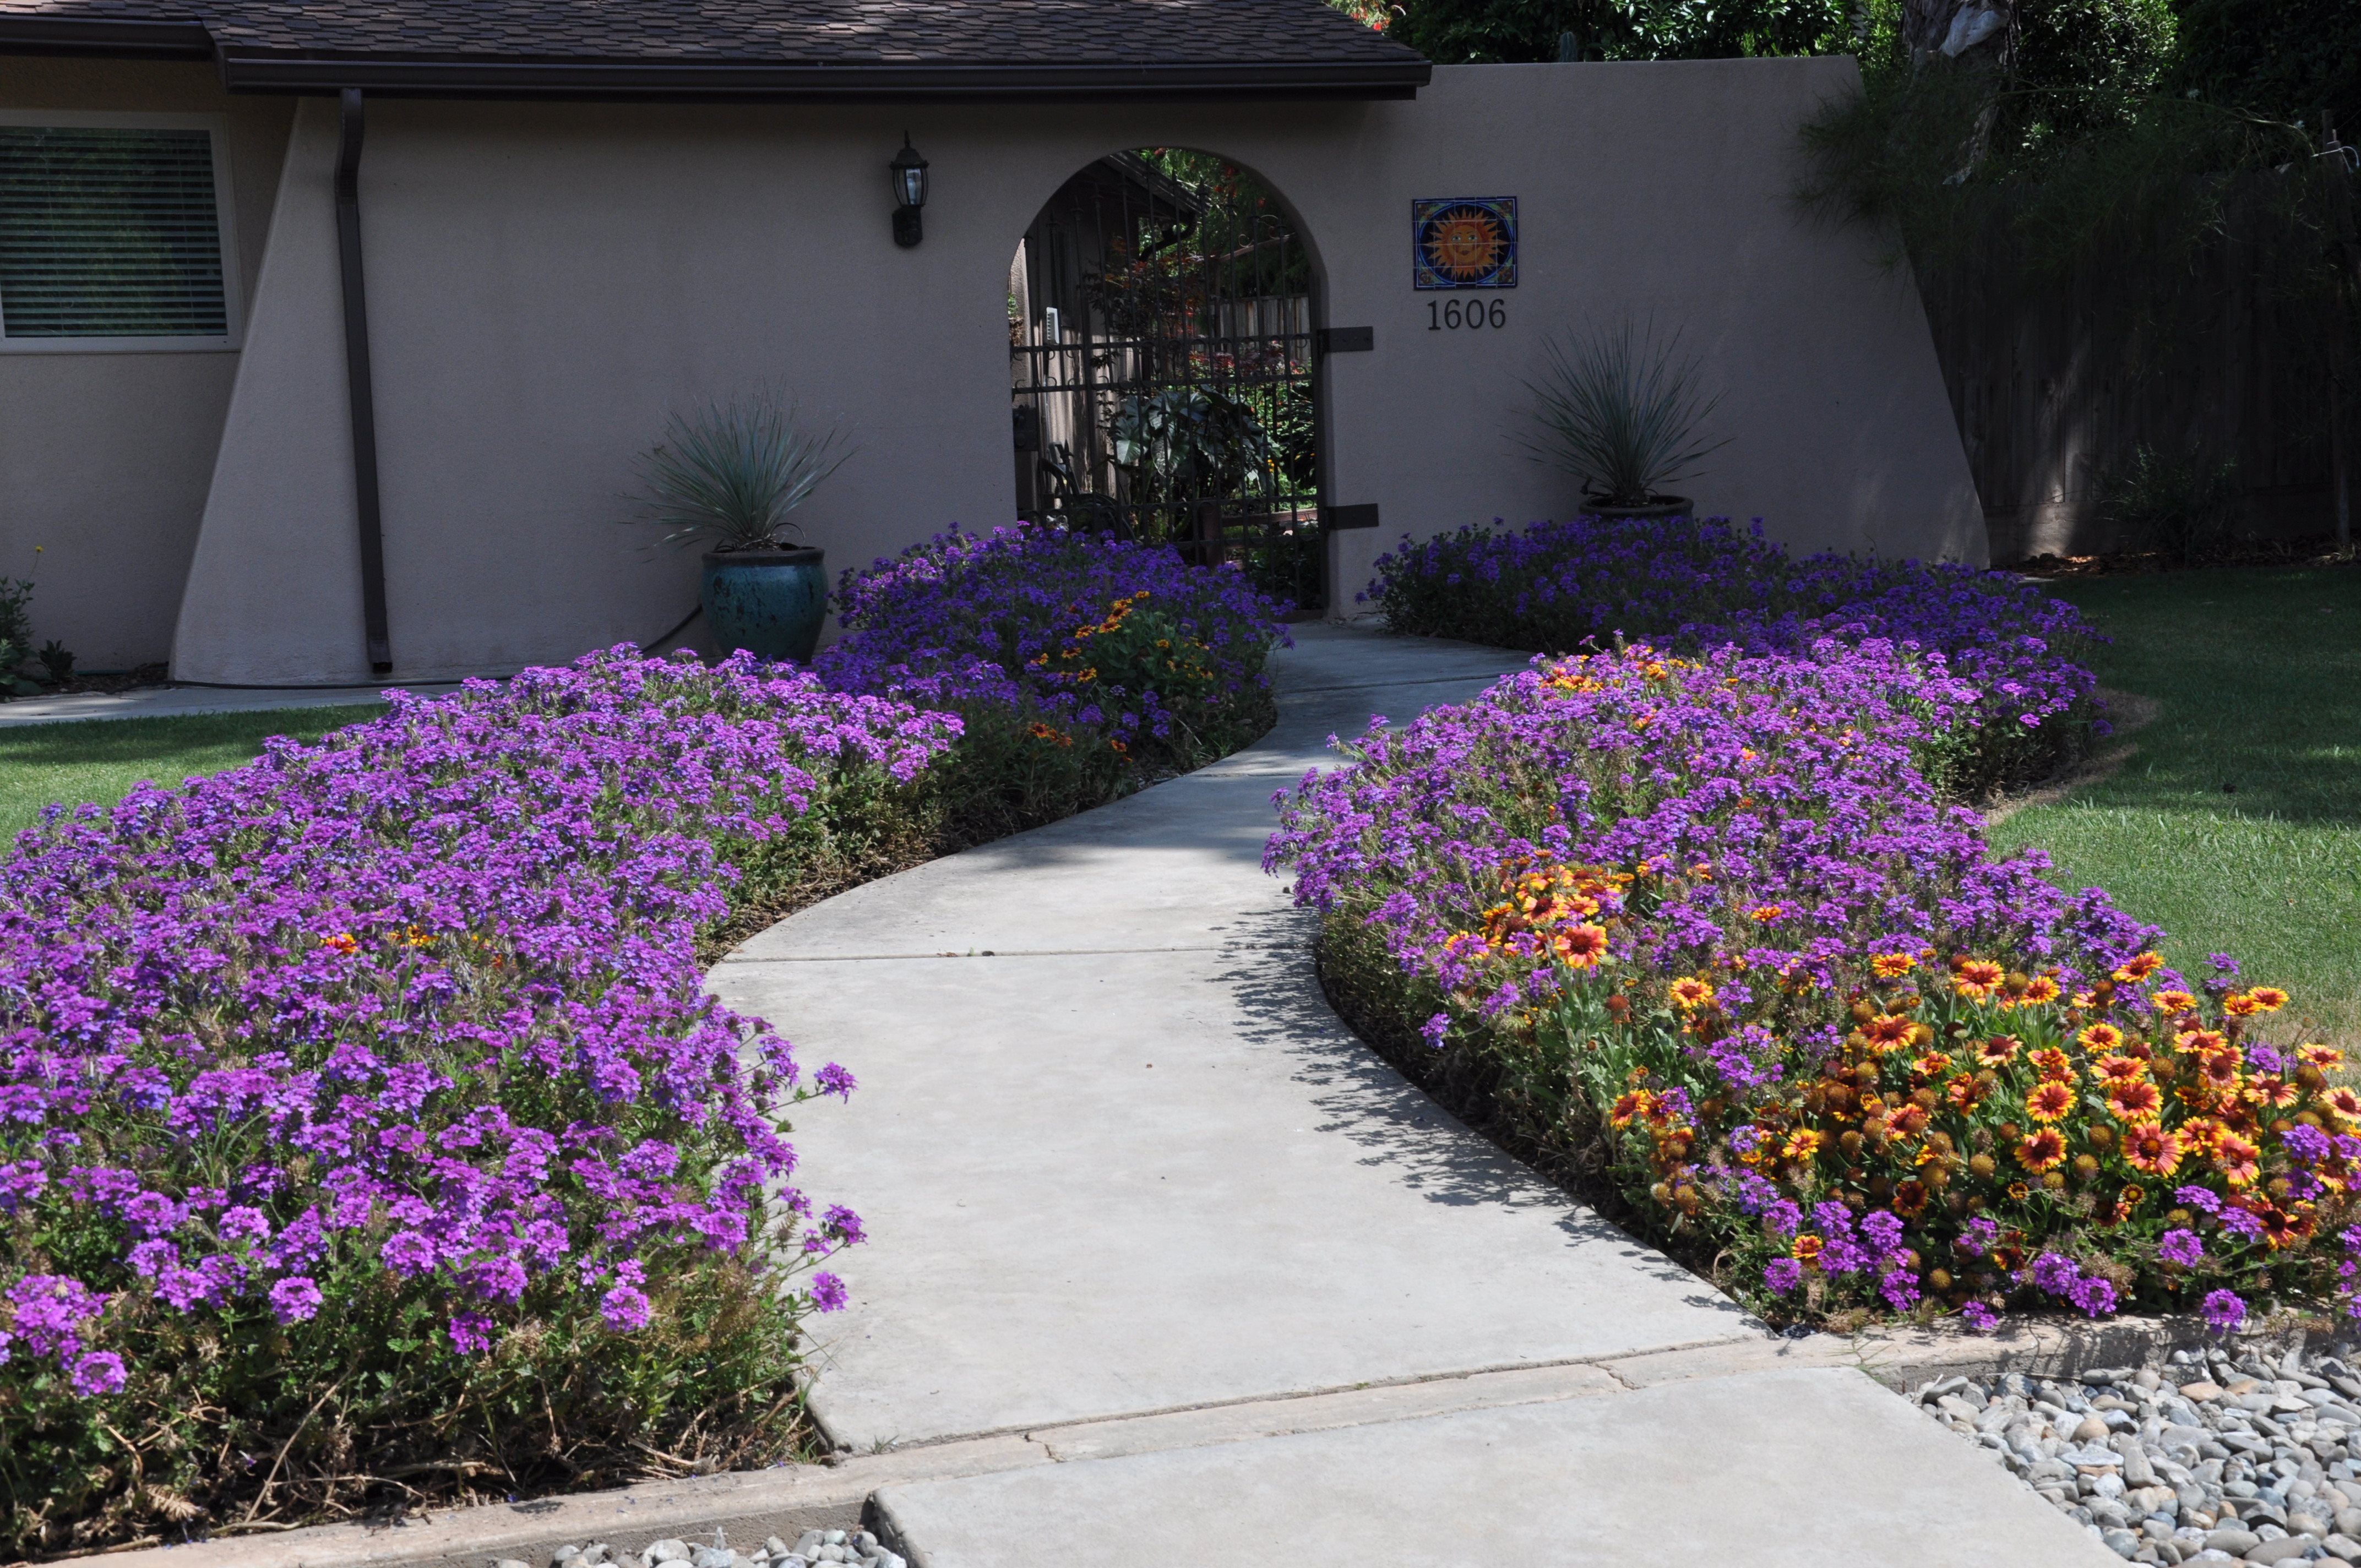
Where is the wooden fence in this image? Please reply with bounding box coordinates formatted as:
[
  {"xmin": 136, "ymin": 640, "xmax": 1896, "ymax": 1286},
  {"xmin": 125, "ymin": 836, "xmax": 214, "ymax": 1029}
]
[{"xmin": 1918, "ymin": 175, "xmax": 2348, "ymax": 562}]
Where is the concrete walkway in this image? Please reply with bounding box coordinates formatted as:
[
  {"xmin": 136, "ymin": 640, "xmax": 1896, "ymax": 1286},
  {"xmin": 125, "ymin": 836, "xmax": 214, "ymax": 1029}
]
[
  {"xmin": 0, "ymin": 681, "xmax": 454, "ymax": 727},
  {"xmin": 710, "ymin": 625, "xmax": 2114, "ymax": 1567}
]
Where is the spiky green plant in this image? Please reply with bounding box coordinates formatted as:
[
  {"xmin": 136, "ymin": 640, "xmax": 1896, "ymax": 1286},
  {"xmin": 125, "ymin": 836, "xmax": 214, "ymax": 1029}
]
[
  {"xmin": 628, "ymin": 391, "xmax": 850, "ymax": 552},
  {"xmin": 1520, "ymin": 318, "xmax": 1728, "ymax": 507}
]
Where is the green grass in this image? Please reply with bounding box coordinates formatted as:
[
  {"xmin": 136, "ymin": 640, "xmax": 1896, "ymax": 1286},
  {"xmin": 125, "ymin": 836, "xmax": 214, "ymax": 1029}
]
[
  {"xmin": 0, "ymin": 705, "xmax": 386, "ymax": 840},
  {"xmin": 1990, "ymin": 563, "xmax": 2361, "ymax": 1045}
]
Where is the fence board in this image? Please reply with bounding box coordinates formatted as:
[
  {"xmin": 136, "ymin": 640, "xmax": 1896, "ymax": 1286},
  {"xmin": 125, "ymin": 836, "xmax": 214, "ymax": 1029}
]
[{"xmin": 1918, "ymin": 175, "xmax": 2344, "ymax": 561}]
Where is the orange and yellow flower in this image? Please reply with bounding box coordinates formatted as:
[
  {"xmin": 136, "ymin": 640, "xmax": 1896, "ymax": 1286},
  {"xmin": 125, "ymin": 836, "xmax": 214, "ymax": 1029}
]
[
  {"xmin": 2095, "ymin": 1054, "xmax": 2148, "ymax": 1088},
  {"xmin": 2248, "ymin": 987, "xmax": 2290, "ymax": 1012},
  {"xmin": 2021, "ymin": 975, "xmax": 2061, "ymax": 1005},
  {"xmin": 1953, "ymin": 958, "xmax": 2006, "ymax": 1000},
  {"xmin": 2153, "ymin": 989, "xmax": 2197, "ymax": 1014},
  {"xmin": 2123, "ymin": 1123, "xmax": 2183, "ymax": 1176},
  {"xmin": 2174, "ymin": 1028, "xmax": 2228, "ymax": 1057},
  {"xmin": 2017, "ymin": 1129, "xmax": 2068, "ymax": 1172},
  {"xmin": 1782, "ymin": 1129, "xmax": 1825, "ymax": 1161},
  {"xmin": 1860, "ymin": 1014, "xmax": 1916, "ymax": 1053},
  {"xmin": 2114, "ymin": 951, "xmax": 2164, "ymax": 984},
  {"xmin": 2025, "ymin": 1081, "xmax": 2076, "ymax": 1123},
  {"xmin": 2077, "ymin": 1022, "xmax": 2125, "ymax": 1053},
  {"xmin": 1552, "ymin": 924, "xmax": 1611, "ymax": 967},
  {"xmin": 2213, "ymin": 1133, "xmax": 2262, "ymax": 1188},
  {"xmin": 1668, "ymin": 977, "xmax": 1715, "ymax": 1011},
  {"xmin": 1976, "ymin": 1035, "xmax": 2023, "ymax": 1067},
  {"xmin": 2223, "ymin": 992, "xmax": 2264, "ymax": 1018},
  {"xmin": 1792, "ymin": 1234, "xmax": 1824, "ymax": 1262},
  {"xmin": 2299, "ymin": 1043, "xmax": 2346, "ymax": 1070},
  {"xmin": 2105, "ymin": 1080, "xmax": 2163, "ymax": 1123},
  {"xmin": 1870, "ymin": 952, "xmax": 1916, "ymax": 979},
  {"xmin": 2321, "ymin": 1087, "xmax": 2361, "ymax": 1126},
  {"xmin": 2031, "ymin": 1047, "xmax": 2076, "ymax": 1084}
]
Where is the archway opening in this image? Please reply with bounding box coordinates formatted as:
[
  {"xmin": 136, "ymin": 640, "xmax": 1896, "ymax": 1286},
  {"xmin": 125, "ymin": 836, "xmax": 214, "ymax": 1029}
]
[{"xmin": 1008, "ymin": 149, "xmax": 1324, "ymax": 613}]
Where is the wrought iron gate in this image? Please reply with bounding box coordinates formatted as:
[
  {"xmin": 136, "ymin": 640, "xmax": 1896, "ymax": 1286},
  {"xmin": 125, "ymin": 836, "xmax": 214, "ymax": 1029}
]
[{"xmin": 1010, "ymin": 151, "xmax": 1325, "ymax": 613}]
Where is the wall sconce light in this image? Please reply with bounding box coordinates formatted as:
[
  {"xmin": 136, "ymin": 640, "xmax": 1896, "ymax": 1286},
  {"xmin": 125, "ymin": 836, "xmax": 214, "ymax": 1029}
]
[{"xmin": 890, "ymin": 134, "xmax": 928, "ymax": 248}]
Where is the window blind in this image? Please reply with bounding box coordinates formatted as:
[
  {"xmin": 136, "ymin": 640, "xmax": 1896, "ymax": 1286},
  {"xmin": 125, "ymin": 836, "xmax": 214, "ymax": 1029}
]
[{"xmin": 0, "ymin": 125, "xmax": 229, "ymax": 340}]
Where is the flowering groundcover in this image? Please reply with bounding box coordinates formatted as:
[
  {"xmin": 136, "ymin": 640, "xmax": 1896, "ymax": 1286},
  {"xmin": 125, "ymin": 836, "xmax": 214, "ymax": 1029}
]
[
  {"xmin": 1270, "ymin": 641, "xmax": 2357, "ymax": 1338},
  {"xmin": 817, "ymin": 524, "xmax": 1287, "ymax": 841},
  {"xmin": 0, "ymin": 529, "xmax": 1285, "ymax": 1558},
  {"xmin": 1362, "ymin": 515, "xmax": 2103, "ymax": 796}
]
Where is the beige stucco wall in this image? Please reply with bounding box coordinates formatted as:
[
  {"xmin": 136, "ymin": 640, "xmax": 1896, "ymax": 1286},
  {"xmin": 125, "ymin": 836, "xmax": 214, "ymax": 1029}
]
[
  {"xmin": 168, "ymin": 58, "xmax": 1979, "ymax": 686},
  {"xmin": 0, "ymin": 59, "xmax": 291, "ymax": 671}
]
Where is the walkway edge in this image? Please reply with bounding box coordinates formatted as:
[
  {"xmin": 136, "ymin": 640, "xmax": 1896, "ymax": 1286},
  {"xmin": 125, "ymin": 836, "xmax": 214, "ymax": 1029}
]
[{"xmin": 80, "ymin": 1314, "xmax": 2260, "ymax": 1568}]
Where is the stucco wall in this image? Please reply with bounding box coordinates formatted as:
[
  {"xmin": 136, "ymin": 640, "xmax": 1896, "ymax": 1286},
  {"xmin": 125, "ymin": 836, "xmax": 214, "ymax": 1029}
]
[
  {"xmin": 171, "ymin": 58, "xmax": 1979, "ymax": 686},
  {"xmin": 0, "ymin": 59, "xmax": 291, "ymax": 671}
]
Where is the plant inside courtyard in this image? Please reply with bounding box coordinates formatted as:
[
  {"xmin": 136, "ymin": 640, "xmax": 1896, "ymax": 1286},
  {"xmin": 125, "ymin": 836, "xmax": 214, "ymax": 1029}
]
[{"xmin": 1272, "ymin": 640, "xmax": 2354, "ymax": 1337}]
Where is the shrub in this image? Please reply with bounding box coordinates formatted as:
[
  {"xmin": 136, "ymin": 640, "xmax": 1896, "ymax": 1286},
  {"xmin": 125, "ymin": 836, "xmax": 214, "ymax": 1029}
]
[
  {"xmin": 1362, "ymin": 514, "xmax": 2103, "ymax": 795},
  {"xmin": 2095, "ymin": 444, "xmax": 2244, "ymax": 565},
  {"xmin": 816, "ymin": 524, "xmax": 1289, "ymax": 839},
  {"xmin": 0, "ymin": 650, "xmax": 949, "ymax": 1555},
  {"xmin": 1270, "ymin": 641, "xmax": 2352, "ymax": 1335},
  {"xmin": 1519, "ymin": 318, "xmax": 1727, "ymax": 508}
]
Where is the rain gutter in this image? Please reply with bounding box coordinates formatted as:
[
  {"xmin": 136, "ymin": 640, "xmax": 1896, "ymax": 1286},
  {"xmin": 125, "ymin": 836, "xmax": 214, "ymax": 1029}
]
[{"xmin": 333, "ymin": 86, "xmax": 391, "ymax": 674}]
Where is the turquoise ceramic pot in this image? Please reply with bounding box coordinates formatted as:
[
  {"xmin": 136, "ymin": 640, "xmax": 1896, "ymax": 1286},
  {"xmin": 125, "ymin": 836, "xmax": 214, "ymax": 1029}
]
[{"xmin": 700, "ymin": 547, "xmax": 828, "ymax": 663}]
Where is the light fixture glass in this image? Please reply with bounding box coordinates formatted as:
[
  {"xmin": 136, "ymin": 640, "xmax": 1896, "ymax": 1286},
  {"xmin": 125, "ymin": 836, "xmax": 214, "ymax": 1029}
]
[{"xmin": 890, "ymin": 135, "xmax": 928, "ymax": 210}]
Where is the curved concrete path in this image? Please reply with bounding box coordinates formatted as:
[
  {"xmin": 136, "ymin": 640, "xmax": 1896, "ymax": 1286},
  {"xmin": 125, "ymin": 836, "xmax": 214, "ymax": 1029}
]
[{"xmin": 710, "ymin": 625, "xmax": 2114, "ymax": 1567}]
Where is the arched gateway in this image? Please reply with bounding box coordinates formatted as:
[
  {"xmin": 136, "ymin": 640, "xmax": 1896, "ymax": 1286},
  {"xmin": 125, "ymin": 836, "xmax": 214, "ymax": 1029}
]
[{"xmin": 1008, "ymin": 150, "xmax": 1326, "ymax": 614}]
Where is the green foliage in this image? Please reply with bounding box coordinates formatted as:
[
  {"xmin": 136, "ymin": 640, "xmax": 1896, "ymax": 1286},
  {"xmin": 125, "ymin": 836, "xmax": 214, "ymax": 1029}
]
[
  {"xmin": 626, "ymin": 390, "xmax": 850, "ymax": 553},
  {"xmin": 0, "ymin": 578, "xmax": 30, "ymax": 690},
  {"xmin": 2095, "ymin": 444, "xmax": 2243, "ymax": 563},
  {"xmin": 1108, "ymin": 386, "xmax": 1280, "ymax": 505},
  {"xmin": 35, "ymin": 641, "xmax": 72, "ymax": 682},
  {"xmin": 1520, "ymin": 318, "xmax": 1727, "ymax": 504},
  {"xmin": 2167, "ymin": 0, "xmax": 2361, "ymax": 135},
  {"xmin": 1389, "ymin": 0, "xmax": 1848, "ymax": 63}
]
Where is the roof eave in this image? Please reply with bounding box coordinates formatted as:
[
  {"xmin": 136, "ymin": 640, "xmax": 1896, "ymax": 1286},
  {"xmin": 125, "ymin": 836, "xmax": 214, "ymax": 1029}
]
[
  {"xmin": 209, "ymin": 53, "xmax": 1430, "ymax": 101},
  {"xmin": 0, "ymin": 15, "xmax": 1430, "ymax": 100},
  {"xmin": 0, "ymin": 14, "xmax": 211, "ymax": 59}
]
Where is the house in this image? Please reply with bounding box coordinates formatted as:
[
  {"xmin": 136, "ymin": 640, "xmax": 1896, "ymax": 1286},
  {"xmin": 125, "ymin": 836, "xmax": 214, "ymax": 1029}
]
[{"xmin": 0, "ymin": 0, "xmax": 1983, "ymax": 685}]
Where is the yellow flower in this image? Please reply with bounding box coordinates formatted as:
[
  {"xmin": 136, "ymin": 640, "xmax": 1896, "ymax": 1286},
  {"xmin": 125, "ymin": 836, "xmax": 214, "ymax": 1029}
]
[
  {"xmin": 2248, "ymin": 987, "xmax": 2289, "ymax": 1012},
  {"xmin": 1870, "ymin": 952, "xmax": 1916, "ymax": 979},
  {"xmin": 2020, "ymin": 976, "xmax": 2061, "ymax": 1005},
  {"xmin": 1667, "ymin": 977, "xmax": 1715, "ymax": 1010}
]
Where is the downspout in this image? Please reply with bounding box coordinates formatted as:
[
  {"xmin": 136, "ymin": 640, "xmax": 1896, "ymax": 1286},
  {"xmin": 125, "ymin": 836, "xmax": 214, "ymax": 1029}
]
[{"xmin": 333, "ymin": 87, "xmax": 392, "ymax": 674}]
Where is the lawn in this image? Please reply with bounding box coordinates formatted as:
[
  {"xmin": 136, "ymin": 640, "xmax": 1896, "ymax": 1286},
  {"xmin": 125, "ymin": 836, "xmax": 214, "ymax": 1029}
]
[
  {"xmin": 0, "ymin": 703, "xmax": 387, "ymax": 839},
  {"xmin": 1992, "ymin": 562, "xmax": 2361, "ymax": 1046}
]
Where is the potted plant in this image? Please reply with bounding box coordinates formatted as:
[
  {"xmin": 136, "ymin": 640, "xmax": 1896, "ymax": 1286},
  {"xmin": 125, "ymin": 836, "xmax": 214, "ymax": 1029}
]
[
  {"xmin": 626, "ymin": 390, "xmax": 850, "ymax": 662},
  {"xmin": 1522, "ymin": 317, "xmax": 1728, "ymax": 520}
]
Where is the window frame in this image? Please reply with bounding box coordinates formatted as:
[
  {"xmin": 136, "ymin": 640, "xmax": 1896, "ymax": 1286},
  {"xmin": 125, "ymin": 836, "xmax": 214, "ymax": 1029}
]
[{"xmin": 0, "ymin": 107, "xmax": 244, "ymax": 355}]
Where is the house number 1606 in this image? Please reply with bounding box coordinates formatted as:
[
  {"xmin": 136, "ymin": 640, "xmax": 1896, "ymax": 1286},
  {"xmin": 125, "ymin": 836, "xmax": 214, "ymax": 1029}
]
[{"xmin": 1428, "ymin": 299, "xmax": 1506, "ymax": 330}]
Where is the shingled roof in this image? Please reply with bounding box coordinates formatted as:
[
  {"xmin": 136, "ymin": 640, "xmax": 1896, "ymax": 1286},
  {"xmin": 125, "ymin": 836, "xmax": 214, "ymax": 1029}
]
[{"xmin": 0, "ymin": 0, "xmax": 1430, "ymax": 99}]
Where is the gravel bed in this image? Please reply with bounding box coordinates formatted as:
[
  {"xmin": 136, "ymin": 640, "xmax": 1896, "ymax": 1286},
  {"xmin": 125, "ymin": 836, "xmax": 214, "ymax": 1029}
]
[
  {"xmin": 1911, "ymin": 1343, "xmax": 2361, "ymax": 1564},
  {"xmin": 488, "ymin": 1528, "xmax": 907, "ymax": 1568}
]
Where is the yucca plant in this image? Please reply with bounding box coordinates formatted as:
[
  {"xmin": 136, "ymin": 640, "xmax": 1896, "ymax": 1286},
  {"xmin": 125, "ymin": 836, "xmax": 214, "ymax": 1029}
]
[
  {"xmin": 1521, "ymin": 318, "xmax": 1728, "ymax": 508},
  {"xmin": 628, "ymin": 390, "xmax": 850, "ymax": 552}
]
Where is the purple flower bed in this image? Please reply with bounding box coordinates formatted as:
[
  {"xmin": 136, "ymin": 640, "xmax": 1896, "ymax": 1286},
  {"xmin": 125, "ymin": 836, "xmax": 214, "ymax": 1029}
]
[
  {"xmin": 815, "ymin": 524, "xmax": 1289, "ymax": 837},
  {"xmin": 1362, "ymin": 515, "xmax": 2103, "ymax": 793},
  {"xmin": 0, "ymin": 649, "xmax": 954, "ymax": 1551},
  {"xmin": 819, "ymin": 523, "xmax": 1286, "ymax": 744},
  {"xmin": 1271, "ymin": 641, "xmax": 2351, "ymax": 1335}
]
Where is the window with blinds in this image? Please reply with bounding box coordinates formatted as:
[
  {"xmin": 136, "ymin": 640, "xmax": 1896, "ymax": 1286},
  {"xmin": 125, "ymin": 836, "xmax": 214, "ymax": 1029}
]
[{"xmin": 0, "ymin": 123, "xmax": 232, "ymax": 342}]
